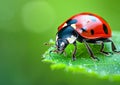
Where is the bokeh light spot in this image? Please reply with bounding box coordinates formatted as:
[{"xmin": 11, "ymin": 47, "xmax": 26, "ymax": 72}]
[{"xmin": 22, "ymin": 1, "xmax": 56, "ymax": 33}]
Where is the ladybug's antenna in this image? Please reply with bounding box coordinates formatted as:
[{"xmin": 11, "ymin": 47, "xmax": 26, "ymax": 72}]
[
  {"xmin": 44, "ymin": 42, "xmax": 53, "ymax": 46},
  {"xmin": 44, "ymin": 41, "xmax": 58, "ymax": 56},
  {"xmin": 44, "ymin": 39, "xmax": 55, "ymax": 46}
]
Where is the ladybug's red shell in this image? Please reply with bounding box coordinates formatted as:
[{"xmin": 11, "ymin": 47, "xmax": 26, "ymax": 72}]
[{"xmin": 58, "ymin": 12, "xmax": 111, "ymax": 39}]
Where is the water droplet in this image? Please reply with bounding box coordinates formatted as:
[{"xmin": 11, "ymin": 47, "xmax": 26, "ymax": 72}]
[
  {"xmin": 79, "ymin": 65, "xmax": 83, "ymax": 68},
  {"xmin": 114, "ymin": 67, "xmax": 117, "ymax": 70},
  {"xmin": 22, "ymin": 1, "xmax": 56, "ymax": 33},
  {"xmin": 83, "ymin": 64, "xmax": 86, "ymax": 66},
  {"xmin": 117, "ymin": 70, "xmax": 120, "ymax": 74},
  {"xmin": 87, "ymin": 69, "xmax": 92, "ymax": 73},
  {"xmin": 94, "ymin": 64, "xmax": 98, "ymax": 70},
  {"xmin": 100, "ymin": 71, "xmax": 106, "ymax": 76},
  {"xmin": 69, "ymin": 62, "xmax": 72, "ymax": 66},
  {"xmin": 113, "ymin": 58, "xmax": 117, "ymax": 61},
  {"xmin": 49, "ymin": 39, "xmax": 54, "ymax": 43}
]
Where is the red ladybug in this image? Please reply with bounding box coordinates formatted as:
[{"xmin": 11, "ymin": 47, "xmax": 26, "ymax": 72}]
[{"xmin": 55, "ymin": 12, "xmax": 120, "ymax": 61}]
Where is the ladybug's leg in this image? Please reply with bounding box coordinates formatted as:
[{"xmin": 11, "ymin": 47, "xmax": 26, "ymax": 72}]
[
  {"xmin": 106, "ymin": 39, "xmax": 120, "ymax": 53},
  {"xmin": 100, "ymin": 42, "xmax": 113, "ymax": 55},
  {"xmin": 83, "ymin": 39, "xmax": 99, "ymax": 61},
  {"xmin": 72, "ymin": 42, "xmax": 77, "ymax": 61}
]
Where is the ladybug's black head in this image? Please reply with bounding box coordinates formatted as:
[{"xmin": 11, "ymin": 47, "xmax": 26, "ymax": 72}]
[
  {"xmin": 56, "ymin": 39, "xmax": 69, "ymax": 54},
  {"xmin": 55, "ymin": 23, "xmax": 78, "ymax": 54}
]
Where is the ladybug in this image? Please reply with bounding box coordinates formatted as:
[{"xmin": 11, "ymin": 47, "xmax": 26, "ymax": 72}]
[{"xmin": 55, "ymin": 12, "xmax": 120, "ymax": 61}]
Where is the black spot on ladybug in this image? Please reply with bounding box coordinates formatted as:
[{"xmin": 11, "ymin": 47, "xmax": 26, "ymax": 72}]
[
  {"xmin": 66, "ymin": 19, "xmax": 77, "ymax": 25},
  {"xmin": 103, "ymin": 24, "xmax": 108, "ymax": 34},
  {"xmin": 90, "ymin": 29, "xmax": 94, "ymax": 35}
]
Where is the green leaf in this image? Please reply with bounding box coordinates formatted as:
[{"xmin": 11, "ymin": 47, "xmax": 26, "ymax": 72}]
[{"xmin": 42, "ymin": 31, "xmax": 120, "ymax": 81}]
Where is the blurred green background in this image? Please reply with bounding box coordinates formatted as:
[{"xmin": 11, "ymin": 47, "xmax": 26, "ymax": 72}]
[{"xmin": 0, "ymin": 0, "xmax": 120, "ymax": 85}]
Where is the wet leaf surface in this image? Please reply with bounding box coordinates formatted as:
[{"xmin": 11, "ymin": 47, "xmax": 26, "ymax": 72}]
[{"xmin": 42, "ymin": 31, "xmax": 120, "ymax": 81}]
